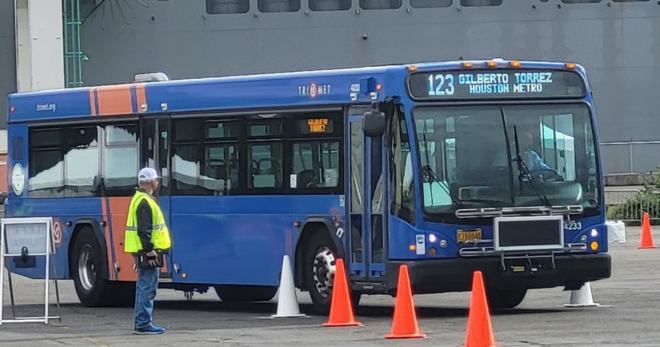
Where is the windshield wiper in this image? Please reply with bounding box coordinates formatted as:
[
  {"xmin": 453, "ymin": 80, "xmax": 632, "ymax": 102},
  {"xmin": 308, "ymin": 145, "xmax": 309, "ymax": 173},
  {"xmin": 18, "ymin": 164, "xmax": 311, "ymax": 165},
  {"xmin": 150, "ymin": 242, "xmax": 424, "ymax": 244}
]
[
  {"xmin": 421, "ymin": 165, "xmax": 464, "ymax": 208},
  {"xmin": 512, "ymin": 125, "xmax": 552, "ymax": 207}
]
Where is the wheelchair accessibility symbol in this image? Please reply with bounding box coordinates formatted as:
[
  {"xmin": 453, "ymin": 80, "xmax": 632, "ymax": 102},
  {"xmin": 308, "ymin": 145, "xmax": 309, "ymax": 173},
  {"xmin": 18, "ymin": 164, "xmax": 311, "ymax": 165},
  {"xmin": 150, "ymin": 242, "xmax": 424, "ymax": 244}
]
[{"xmin": 52, "ymin": 219, "xmax": 63, "ymax": 246}]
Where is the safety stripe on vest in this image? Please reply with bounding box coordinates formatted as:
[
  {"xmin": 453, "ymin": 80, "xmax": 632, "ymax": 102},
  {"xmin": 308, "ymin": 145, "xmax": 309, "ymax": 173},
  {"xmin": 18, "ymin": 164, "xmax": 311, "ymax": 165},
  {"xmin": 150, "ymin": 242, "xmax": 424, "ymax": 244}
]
[{"xmin": 125, "ymin": 223, "xmax": 165, "ymax": 232}]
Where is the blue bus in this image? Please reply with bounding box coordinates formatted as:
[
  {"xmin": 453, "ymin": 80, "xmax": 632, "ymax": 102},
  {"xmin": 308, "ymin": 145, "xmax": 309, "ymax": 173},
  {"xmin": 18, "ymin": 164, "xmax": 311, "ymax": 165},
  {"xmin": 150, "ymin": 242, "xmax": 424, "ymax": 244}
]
[{"xmin": 6, "ymin": 59, "xmax": 610, "ymax": 311}]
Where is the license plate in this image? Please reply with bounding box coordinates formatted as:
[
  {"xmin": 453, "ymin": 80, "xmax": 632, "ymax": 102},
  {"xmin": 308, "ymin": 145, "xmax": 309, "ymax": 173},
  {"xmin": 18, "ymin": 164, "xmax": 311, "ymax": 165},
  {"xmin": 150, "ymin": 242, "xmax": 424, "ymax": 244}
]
[{"xmin": 457, "ymin": 229, "xmax": 482, "ymax": 243}]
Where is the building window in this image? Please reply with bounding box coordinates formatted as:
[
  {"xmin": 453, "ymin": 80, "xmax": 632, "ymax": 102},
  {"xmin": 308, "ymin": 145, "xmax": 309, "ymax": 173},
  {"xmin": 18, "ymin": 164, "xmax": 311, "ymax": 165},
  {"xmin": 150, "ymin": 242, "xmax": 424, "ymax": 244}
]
[
  {"xmin": 258, "ymin": 0, "xmax": 301, "ymax": 12},
  {"xmin": 460, "ymin": 0, "xmax": 502, "ymax": 6},
  {"xmin": 411, "ymin": 0, "xmax": 451, "ymax": 8},
  {"xmin": 359, "ymin": 0, "xmax": 402, "ymax": 9},
  {"xmin": 206, "ymin": 0, "xmax": 250, "ymax": 14},
  {"xmin": 561, "ymin": 0, "xmax": 600, "ymax": 3},
  {"xmin": 310, "ymin": 0, "xmax": 351, "ymax": 10}
]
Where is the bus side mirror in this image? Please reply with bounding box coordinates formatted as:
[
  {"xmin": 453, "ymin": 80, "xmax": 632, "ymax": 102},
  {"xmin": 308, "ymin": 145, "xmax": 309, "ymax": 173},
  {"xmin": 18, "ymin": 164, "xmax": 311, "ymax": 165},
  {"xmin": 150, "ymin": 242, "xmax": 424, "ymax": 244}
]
[{"xmin": 363, "ymin": 110, "xmax": 386, "ymax": 137}]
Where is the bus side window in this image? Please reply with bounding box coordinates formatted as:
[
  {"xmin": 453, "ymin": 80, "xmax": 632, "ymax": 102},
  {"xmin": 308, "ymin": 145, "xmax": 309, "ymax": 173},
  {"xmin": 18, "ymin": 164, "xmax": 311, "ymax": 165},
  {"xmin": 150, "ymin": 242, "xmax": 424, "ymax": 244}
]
[
  {"xmin": 171, "ymin": 118, "xmax": 242, "ymax": 196},
  {"xmin": 64, "ymin": 126, "xmax": 100, "ymax": 197},
  {"xmin": 248, "ymin": 143, "xmax": 283, "ymax": 189},
  {"xmin": 29, "ymin": 128, "xmax": 65, "ymax": 198},
  {"xmin": 104, "ymin": 124, "xmax": 139, "ymax": 196}
]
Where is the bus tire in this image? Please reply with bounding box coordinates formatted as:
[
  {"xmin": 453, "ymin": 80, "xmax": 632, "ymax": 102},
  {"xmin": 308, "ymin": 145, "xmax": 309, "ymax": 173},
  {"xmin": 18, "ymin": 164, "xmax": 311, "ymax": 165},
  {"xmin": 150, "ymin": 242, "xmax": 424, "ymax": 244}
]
[
  {"xmin": 303, "ymin": 231, "xmax": 363, "ymax": 314},
  {"xmin": 487, "ymin": 287, "xmax": 527, "ymax": 310},
  {"xmin": 71, "ymin": 229, "xmax": 131, "ymax": 307},
  {"xmin": 214, "ymin": 285, "xmax": 278, "ymax": 302}
]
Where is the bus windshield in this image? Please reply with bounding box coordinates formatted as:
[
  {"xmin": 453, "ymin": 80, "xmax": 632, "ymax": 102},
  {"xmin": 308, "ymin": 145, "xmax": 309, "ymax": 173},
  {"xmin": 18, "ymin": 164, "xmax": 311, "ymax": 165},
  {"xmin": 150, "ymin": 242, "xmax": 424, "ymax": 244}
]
[{"xmin": 412, "ymin": 104, "xmax": 599, "ymax": 215}]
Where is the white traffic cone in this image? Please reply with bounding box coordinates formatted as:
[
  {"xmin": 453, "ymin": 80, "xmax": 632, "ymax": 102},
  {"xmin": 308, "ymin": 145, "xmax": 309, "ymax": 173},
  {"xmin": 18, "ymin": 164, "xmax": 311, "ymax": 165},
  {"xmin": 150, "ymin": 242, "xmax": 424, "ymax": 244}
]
[
  {"xmin": 271, "ymin": 255, "xmax": 307, "ymax": 318},
  {"xmin": 564, "ymin": 282, "xmax": 601, "ymax": 308}
]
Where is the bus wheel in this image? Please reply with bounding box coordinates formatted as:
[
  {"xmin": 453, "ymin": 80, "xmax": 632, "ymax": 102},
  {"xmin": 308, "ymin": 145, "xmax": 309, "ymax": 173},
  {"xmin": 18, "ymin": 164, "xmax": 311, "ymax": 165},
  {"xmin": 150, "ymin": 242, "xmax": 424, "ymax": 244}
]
[
  {"xmin": 71, "ymin": 229, "xmax": 131, "ymax": 307},
  {"xmin": 214, "ymin": 285, "xmax": 278, "ymax": 302},
  {"xmin": 303, "ymin": 232, "xmax": 345, "ymax": 314},
  {"xmin": 487, "ymin": 287, "xmax": 527, "ymax": 310}
]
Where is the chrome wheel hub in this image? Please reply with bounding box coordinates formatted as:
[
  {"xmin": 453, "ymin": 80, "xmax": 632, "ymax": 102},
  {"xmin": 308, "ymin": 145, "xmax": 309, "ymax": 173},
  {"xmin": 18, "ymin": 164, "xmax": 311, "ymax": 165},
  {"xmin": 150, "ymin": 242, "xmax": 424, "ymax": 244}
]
[
  {"xmin": 78, "ymin": 245, "xmax": 96, "ymax": 292},
  {"xmin": 312, "ymin": 246, "xmax": 336, "ymax": 299}
]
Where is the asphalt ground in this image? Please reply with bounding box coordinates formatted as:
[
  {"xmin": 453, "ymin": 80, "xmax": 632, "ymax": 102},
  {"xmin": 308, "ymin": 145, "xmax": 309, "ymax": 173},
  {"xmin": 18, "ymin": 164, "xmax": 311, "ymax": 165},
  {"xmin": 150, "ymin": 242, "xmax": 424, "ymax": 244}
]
[{"xmin": 1, "ymin": 227, "xmax": 659, "ymax": 347}]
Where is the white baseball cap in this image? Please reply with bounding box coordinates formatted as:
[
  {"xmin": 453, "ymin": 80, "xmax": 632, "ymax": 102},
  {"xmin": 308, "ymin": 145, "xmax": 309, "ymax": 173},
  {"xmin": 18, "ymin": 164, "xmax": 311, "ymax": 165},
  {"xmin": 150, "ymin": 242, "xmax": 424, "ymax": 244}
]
[{"xmin": 138, "ymin": 167, "xmax": 160, "ymax": 183}]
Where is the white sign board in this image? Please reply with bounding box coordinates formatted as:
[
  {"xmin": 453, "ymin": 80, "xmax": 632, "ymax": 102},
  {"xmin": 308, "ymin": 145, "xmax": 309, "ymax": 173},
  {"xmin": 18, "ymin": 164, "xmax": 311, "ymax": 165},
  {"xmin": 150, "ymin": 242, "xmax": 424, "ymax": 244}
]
[
  {"xmin": 1, "ymin": 217, "xmax": 58, "ymax": 325},
  {"xmin": 4, "ymin": 222, "xmax": 49, "ymax": 256}
]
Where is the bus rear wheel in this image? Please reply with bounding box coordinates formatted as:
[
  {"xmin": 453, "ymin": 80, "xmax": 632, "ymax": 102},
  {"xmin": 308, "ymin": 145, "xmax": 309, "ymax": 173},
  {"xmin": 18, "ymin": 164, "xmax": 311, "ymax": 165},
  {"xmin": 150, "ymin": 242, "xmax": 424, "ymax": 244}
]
[
  {"xmin": 487, "ymin": 287, "xmax": 527, "ymax": 310},
  {"xmin": 214, "ymin": 285, "xmax": 278, "ymax": 302},
  {"xmin": 71, "ymin": 229, "xmax": 134, "ymax": 307}
]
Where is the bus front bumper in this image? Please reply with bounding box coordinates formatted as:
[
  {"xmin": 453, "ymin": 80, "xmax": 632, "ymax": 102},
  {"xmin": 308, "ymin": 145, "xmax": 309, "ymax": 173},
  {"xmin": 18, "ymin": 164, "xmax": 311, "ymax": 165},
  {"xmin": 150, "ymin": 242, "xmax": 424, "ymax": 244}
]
[{"xmin": 386, "ymin": 253, "xmax": 611, "ymax": 294}]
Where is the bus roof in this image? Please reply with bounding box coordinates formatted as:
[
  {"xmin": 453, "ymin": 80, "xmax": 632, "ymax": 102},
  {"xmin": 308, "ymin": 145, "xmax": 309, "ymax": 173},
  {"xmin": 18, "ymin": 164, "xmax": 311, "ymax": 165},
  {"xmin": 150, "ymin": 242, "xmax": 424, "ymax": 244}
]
[{"xmin": 7, "ymin": 60, "xmax": 585, "ymax": 123}]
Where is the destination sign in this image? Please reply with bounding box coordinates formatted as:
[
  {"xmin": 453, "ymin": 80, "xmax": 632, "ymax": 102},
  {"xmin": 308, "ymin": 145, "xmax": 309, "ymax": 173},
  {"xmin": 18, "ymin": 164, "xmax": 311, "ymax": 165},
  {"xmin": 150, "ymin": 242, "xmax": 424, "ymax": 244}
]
[{"xmin": 408, "ymin": 69, "xmax": 585, "ymax": 100}]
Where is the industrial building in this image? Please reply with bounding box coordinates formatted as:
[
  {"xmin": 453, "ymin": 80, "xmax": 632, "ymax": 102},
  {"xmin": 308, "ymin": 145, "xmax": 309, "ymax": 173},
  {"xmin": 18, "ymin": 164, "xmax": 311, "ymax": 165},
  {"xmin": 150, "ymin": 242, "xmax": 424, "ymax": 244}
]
[{"xmin": 1, "ymin": 0, "xmax": 659, "ymax": 190}]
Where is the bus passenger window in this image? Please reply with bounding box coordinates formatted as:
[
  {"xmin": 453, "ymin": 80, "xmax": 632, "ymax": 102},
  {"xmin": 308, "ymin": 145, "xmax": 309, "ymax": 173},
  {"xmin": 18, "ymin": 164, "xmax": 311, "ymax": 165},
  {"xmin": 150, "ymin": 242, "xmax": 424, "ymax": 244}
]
[
  {"xmin": 29, "ymin": 128, "xmax": 64, "ymax": 198},
  {"xmin": 207, "ymin": 121, "xmax": 241, "ymax": 139},
  {"xmin": 64, "ymin": 127, "xmax": 99, "ymax": 197},
  {"xmin": 248, "ymin": 143, "xmax": 283, "ymax": 189},
  {"xmin": 104, "ymin": 124, "xmax": 138, "ymax": 196},
  {"xmin": 204, "ymin": 145, "xmax": 239, "ymax": 194},
  {"xmin": 30, "ymin": 149, "xmax": 64, "ymax": 198},
  {"xmin": 290, "ymin": 141, "xmax": 340, "ymax": 190},
  {"xmin": 249, "ymin": 120, "xmax": 283, "ymax": 137},
  {"xmin": 172, "ymin": 144, "xmax": 200, "ymax": 194},
  {"xmin": 172, "ymin": 118, "xmax": 242, "ymax": 196}
]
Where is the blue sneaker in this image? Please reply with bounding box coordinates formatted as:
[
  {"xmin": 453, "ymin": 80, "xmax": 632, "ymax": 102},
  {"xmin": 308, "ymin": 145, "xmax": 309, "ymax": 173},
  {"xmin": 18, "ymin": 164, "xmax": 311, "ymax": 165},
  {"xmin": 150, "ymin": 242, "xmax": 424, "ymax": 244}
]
[{"xmin": 134, "ymin": 324, "xmax": 166, "ymax": 335}]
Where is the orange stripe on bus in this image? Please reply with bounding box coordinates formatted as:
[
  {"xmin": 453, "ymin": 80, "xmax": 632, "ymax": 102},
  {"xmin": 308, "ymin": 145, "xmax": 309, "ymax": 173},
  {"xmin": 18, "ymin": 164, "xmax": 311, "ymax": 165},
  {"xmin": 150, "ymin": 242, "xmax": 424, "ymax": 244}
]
[
  {"xmin": 96, "ymin": 85, "xmax": 133, "ymax": 116},
  {"xmin": 135, "ymin": 83, "xmax": 147, "ymax": 113},
  {"xmin": 100, "ymin": 198, "xmax": 115, "ymax": 280},
  {"xmin": 108, "ymin": 197, "xmax": 138, "ymax": 282},
  {"xmin": 89, "ymin": 88, "xmax": 97, "ymax": 116}
]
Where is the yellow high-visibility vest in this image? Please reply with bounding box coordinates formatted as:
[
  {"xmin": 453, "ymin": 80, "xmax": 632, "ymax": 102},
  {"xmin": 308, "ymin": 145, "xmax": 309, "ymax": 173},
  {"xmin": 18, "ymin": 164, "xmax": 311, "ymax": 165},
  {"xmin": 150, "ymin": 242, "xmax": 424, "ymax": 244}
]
[{"xmin": 124, "ymin": 191, "xmax": 172, "ymax": 253}]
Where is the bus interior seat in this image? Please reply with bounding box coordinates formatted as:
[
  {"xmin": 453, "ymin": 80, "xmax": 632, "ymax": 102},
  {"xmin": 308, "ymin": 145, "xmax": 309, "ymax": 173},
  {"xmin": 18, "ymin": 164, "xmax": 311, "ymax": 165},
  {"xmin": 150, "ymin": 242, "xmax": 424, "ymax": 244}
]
[{"xmin": 252, "ymin": 158, "xmax": 281, "ymax": 188}]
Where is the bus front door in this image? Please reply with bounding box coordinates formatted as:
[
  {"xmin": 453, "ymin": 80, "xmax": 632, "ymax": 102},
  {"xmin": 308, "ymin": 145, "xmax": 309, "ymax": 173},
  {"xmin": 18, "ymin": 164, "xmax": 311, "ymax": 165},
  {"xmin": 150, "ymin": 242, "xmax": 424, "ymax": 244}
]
[
  {"xmin": 140, "ymin": 117, "xmax": 173, "ymax": 279},
  {"xmin": 347, "ymin": 111, "xmax": 387, "ymax": 290}
]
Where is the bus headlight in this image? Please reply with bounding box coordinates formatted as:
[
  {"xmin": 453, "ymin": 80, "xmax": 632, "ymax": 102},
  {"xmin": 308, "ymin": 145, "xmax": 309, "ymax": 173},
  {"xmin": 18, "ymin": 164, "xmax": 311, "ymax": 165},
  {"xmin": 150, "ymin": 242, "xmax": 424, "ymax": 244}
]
[
  {"xmin": 590, "ymin": 241, "xmax": 599, "ymax": 251},
  {"xmin": 429, "ymin": 234, "xmax": 437, "ymax": 243},
  {"xmin": 590, "ymin": 229, "xmax": 599, "ymax": 238}
]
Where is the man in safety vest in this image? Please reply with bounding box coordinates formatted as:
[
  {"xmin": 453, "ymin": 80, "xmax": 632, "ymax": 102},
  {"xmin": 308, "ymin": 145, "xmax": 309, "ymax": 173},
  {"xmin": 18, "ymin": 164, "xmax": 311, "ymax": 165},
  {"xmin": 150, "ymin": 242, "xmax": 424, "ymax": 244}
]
[{"xmin": 124, "ymin": 167, "xmax": 172, "ymax": 335}]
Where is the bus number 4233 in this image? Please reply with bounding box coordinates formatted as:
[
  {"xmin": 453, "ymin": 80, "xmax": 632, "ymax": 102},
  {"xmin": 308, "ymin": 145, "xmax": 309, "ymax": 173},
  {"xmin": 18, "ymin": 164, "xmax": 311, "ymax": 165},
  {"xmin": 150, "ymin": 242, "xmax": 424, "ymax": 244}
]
[{"xmin": 427, "ymin": 74, "xmax": 455, "ymax": 96}]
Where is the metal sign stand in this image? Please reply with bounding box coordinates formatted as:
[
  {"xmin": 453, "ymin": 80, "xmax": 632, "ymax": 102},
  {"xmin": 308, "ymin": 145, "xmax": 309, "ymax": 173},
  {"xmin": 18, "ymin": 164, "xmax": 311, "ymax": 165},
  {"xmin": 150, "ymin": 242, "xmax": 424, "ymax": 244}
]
[{"xmin": 0, "ymin": 217, "xmax": 61, "ymax": 325}]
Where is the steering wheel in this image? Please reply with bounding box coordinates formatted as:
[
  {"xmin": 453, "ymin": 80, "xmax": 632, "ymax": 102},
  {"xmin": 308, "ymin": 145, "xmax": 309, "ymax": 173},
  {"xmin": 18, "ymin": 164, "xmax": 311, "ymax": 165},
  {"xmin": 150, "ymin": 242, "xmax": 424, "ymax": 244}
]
[{"xmin": 538, "ymin": 168, "xmax": 564, "ymax": 182}]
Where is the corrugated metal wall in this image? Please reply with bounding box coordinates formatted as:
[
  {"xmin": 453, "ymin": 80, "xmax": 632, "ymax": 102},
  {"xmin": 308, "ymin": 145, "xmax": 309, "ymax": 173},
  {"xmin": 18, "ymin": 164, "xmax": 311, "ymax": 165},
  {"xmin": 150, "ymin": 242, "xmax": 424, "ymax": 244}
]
[
  {"xmin": 77, "ymin": 1, "xmax": 660, "ymax": 174},
  {"xmin": 1, "ymin": 0, "xmax": 659, "ymax": 175}
]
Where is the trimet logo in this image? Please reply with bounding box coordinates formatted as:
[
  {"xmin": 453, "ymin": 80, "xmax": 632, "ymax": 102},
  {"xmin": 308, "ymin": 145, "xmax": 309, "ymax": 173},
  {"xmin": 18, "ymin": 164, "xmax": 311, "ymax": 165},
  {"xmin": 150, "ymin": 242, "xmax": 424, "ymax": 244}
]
[{"xmin": 298, "ymin": 82, "xmax": 331, "ymax": 98}]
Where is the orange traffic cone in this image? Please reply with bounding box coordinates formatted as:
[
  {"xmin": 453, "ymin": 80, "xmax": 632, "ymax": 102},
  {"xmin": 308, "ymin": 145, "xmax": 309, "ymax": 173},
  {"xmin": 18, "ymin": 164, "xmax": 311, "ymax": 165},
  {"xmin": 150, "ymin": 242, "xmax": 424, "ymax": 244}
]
[
  {"xmin": 464, "ymin": 271, "xmax": 496, "ymax": 347},
  {"xmin": 323, "ymin": 258, "xmax": 362, "ymax": 327},
  {"xmin": 639, "ymin": 212, "xmax": 657, "ymax": 249},
  {"xmin": 385, "ymin": 265, "xmax": 426, "ymax": 339}
]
